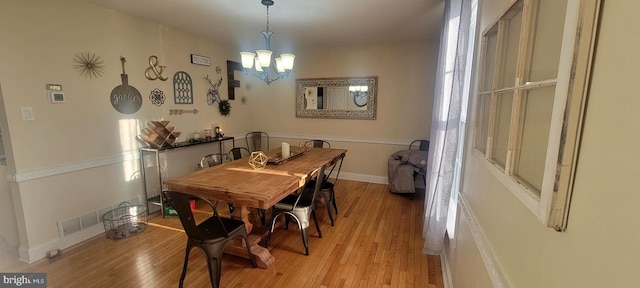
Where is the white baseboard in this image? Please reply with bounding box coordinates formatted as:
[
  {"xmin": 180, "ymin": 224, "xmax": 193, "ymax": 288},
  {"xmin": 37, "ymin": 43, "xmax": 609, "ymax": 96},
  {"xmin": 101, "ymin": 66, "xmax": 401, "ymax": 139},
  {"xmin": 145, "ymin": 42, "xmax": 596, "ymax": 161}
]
[
  {"xmin": 339, "ymin": 172, "xmax": 388, "ymax": 184},
  {"xmin": 441, "ymin": 245, "xmax": 453, "ymax": 288},
  {"xmin": 18, "ymin": 224, "xmax": 105, "ymax": 263}
]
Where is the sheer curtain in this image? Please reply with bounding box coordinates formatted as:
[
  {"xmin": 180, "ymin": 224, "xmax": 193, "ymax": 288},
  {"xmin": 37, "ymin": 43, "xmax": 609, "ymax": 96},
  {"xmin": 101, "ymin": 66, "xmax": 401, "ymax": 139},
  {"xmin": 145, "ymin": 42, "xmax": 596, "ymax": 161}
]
[{"xmin": 423, "ymin": 0, "xmax": 475, "ymax": 255}]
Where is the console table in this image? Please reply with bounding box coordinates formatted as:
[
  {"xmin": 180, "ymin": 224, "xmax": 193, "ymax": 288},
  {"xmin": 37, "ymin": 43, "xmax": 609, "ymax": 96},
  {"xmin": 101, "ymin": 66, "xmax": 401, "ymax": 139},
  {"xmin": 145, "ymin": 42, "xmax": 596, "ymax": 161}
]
[{"xmin": 140, "ymin": 137, "xmax": 234, "ymax": 217}]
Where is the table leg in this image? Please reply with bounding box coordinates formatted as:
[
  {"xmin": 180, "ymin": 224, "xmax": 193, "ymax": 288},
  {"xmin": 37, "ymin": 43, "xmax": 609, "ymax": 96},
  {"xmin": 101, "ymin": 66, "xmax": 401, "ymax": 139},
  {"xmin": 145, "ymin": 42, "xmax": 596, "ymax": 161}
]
[{"xmin": 224, "ymin": 205, "xmax": 274, "ymax": 268}]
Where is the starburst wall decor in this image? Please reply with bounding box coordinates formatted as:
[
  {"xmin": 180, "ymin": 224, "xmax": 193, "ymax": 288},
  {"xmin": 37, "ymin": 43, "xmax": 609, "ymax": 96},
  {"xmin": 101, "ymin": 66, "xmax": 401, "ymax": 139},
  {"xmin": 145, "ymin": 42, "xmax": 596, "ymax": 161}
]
[{"xmin": 73, "ymin": 52, "xmax": 105, "ymax": 79}]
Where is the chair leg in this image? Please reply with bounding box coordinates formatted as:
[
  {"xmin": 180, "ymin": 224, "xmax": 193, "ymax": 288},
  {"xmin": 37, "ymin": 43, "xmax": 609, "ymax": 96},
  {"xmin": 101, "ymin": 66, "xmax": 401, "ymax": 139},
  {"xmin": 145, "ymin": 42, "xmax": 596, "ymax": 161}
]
[
  {"xmin": 320, "ymin": 189, "xmax": 335, "ymax": 226},
  {"xmin": 331, "ymin": 188, "xmax": 338, "ymax": 215},
  {"xmin": 257, "ymin": 209, "xmax": 266, "ymax": 225},
  {"xmin": 201, "ymin": 241, "xmax": 230, "ymax": 288},
  {"xmin": 312, "ymin": 210, "xmax": 322, "ymax": 238},
  {"xmin": 204, "ymin": 253, "xmax": 222, "ymax": 288},
  {"xmin": 240, "ymin": 233, "xmax": 258, "ymax": 268},
  {"xmin": 264, "ymin": 232, "xmax": 271, "ymax": 249},
  {"xmin": 179, "ymin": 243, "xmax": 194, "ymax": 288},
  {"xmin": 284, "ymin": 214, "xmax": 290, "ymax": 230},
  {"xmin": 297, "ymin": 209, "xmax": 321, "ymax": 256},
  {"xmin": 300, "ymin": 227, "xmax": 310, "ymax": 256},
  {"xmin": 265, "ymin": 212, "xmax": 282, "ymax": 248},
  {"xmin": 228, "ymin": 203, "xmax": 234, "ymax": 214},
  {"xmin": 282, "ymin": 212, "xmax": 310, "ymax": 255},
  {"xmin": 325, "ymin": 200, "xmax": 334, "ymax": 226}
]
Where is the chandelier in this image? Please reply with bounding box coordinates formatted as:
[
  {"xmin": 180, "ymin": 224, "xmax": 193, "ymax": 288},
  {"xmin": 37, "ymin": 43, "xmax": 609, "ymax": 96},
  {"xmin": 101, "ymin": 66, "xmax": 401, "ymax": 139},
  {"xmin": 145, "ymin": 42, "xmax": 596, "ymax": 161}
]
[{"xmin": 240, "ymin": 0, "xmax": 295, "ymax": 85}]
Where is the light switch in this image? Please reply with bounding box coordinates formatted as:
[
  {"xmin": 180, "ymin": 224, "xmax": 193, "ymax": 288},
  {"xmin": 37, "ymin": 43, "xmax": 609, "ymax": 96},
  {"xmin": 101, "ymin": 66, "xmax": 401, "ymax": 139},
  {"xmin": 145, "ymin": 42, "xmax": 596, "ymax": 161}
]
[{"xmin": 21, "ymin": 106, "xmax": 35, "ymax": 121}]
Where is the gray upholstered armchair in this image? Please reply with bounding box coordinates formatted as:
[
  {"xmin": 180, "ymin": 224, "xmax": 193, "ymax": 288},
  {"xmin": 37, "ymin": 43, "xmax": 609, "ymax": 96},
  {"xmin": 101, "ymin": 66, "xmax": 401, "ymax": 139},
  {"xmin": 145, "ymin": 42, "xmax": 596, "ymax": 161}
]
[{"xmin": 387, "ymin": 149, "xmax": 429, "ymax": 197}]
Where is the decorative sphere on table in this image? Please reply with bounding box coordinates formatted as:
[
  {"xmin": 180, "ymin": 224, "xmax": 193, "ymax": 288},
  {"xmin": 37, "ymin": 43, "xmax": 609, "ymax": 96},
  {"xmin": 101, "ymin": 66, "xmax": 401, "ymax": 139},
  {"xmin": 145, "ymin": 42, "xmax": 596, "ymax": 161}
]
[{"xmin": 248, "ymin": 151, "xmax": 268, "ymax": 170}]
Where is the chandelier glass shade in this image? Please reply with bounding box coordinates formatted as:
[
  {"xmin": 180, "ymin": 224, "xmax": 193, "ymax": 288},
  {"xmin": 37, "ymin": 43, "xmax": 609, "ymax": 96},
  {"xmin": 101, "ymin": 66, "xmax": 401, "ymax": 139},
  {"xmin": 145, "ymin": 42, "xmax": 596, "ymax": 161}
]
[{"xmin": 240, "ymin": 0, "xmax": 295, "ymax": 85}]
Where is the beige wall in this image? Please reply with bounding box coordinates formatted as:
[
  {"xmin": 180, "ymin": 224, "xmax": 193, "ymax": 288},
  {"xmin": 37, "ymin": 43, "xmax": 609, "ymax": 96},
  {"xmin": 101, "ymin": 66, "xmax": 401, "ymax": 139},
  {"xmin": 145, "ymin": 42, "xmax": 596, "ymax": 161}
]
[
  {"xmin": 0, "ymin": 0, "xmax": 437, "ymax": 262},
  {"xmin": 0, "ymin": 165, "xmax": 18, "ymax": 248},
  {"xmin": 249, "ymin": 42, "xmax": 437, "ymax": 178},
  {"xmin": 447, "ymin": 0, "xmax": 640, "ymax": 287}
]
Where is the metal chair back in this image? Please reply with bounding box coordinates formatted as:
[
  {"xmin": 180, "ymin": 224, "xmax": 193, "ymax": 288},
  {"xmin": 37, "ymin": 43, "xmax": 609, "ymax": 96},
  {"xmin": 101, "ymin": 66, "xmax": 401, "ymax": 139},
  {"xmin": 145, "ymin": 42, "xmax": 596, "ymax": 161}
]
[
  {"xmin": 409, "ymin": 140, "xmax": 430, "ymax": 151},
  {"xmin": 245, "ymin": 131, "xmax": 269, "ymax": 152}
]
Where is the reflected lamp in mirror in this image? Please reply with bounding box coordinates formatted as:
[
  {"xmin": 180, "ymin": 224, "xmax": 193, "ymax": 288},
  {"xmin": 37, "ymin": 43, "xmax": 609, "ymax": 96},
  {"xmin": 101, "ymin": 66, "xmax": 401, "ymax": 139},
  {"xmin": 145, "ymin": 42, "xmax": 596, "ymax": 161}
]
[{"xmin": 295, "ymin": 76, "xmax": 377, "ymax": 119}]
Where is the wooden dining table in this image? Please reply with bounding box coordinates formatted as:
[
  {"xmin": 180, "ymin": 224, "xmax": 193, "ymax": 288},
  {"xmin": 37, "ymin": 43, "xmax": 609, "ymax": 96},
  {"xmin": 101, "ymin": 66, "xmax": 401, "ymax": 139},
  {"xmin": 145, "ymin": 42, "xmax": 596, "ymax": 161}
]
[{"xmin": 164, "ymin": 147, "xmax": 347, "ymax": 268}]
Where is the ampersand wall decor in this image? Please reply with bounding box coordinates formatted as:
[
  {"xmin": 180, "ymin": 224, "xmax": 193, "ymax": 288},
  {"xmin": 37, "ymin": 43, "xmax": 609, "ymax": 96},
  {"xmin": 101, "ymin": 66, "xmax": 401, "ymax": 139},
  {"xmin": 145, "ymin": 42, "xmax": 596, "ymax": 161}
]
[{"xmin": 144, "ymin": 55, "xmax": 168, "ymax": 81}]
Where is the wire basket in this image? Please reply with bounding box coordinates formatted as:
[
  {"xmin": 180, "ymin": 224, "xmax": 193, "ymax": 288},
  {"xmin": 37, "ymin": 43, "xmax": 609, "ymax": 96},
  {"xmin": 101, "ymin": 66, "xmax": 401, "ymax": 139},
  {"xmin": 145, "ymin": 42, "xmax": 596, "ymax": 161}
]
[{"xmin": 102, "ymin": 202, "xmax": 148, "ymax": 240}]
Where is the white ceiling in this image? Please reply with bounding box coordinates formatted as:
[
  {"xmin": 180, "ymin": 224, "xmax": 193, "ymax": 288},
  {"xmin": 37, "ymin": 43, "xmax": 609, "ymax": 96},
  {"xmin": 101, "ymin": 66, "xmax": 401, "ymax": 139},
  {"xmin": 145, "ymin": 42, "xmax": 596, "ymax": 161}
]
[{"xmin": 85, "ymin": 0, "xmax": 444, "ymax": 51}]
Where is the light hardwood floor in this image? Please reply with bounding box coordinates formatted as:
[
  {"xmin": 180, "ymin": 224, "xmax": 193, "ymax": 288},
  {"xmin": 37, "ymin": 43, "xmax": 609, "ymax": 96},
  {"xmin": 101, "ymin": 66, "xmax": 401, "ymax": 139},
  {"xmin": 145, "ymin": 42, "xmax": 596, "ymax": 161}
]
[{"xmin": 9, "ymin": 180, "xmax": 443, "ymax": 288}]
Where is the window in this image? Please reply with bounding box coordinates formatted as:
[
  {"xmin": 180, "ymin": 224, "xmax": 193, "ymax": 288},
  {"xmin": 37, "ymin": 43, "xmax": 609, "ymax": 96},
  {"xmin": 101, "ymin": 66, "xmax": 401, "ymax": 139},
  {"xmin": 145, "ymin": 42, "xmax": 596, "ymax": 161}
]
[
  {"xmin": 446, "ymin": 0, "xmax": 478, "ymax": 238},
  {"xmin": 473, "ymin": 0, "xmax": 600, "ymax": 230}
]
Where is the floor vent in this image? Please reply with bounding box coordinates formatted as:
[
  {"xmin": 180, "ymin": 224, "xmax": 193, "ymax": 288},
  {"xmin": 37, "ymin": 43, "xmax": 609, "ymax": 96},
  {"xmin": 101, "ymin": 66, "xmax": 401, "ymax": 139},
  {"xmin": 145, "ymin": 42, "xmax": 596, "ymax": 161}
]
[{"xmin": 57, "ymin": 196, "xmax": 141, "ymax": 238}]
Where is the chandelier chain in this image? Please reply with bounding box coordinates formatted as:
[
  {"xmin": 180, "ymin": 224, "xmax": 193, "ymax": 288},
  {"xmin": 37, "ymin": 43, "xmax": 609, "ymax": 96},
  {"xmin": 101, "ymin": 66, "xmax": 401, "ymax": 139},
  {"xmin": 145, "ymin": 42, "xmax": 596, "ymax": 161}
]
[{"xmin": 265, "ymin": 6, "xmax": 270, "ymax": 31}]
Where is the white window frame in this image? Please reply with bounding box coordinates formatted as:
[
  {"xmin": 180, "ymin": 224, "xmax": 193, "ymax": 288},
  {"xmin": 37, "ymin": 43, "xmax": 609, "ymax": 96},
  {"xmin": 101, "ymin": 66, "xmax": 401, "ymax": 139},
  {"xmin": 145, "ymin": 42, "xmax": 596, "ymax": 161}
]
[
  {"xmin": 472, "ymin": 0, "xmax": 600, "ymax": 230},
  {"xmin": 447, "ymin": 0, "xmax": 478, "ymax": 239}
]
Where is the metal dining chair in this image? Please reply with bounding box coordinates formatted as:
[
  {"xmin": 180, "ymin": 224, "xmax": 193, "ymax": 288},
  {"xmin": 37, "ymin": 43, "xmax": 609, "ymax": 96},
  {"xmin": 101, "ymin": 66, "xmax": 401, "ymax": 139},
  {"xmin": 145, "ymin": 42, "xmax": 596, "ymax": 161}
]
[
  {"xmin": 245, "ymin": 131, "xmax": 269, "ymax": 152},
  {"xmin": 408, "ymin": 140, "xmax": 429, "ymax": 189},
  {"xmin": 198, "ymin": 154, "xmax": 233, "ymax": 214},
  {"xmin": 316, "ymin": 152, "xmax": 345, "ymax": 226},
  {"xmin": 265, "ymin": 165, "xmax": 325, "ymax": 255},
  {"xmin": 300, "ymin": 140, "xmax": 342, "ymax": 225},
  {"xmin": 163, "ymin": 190, "xmax": 257, "ymax": 288},
  {"xmin": 308, "ymin": 139, "xmax": 331, "ymax": 148},
  {"xmin": 227, "ymin": 147, "xmax": 251, "ymax": 161},
  {"xmin": 304, "ymin": 139, "xmax": 331, "ymax": 188},
  {"xmin": 409, "ymin": 140, "xmax": 430, "ymax": 151},
  {"xmin": 198, "ymin": 153, "xmax": 222, "ymax": 169}
]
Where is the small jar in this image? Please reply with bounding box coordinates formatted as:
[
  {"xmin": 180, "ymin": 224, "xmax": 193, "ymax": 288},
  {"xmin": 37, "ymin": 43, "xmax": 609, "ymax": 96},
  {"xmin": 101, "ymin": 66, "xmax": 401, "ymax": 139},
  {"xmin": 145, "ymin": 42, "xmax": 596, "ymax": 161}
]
[
  {"xmin": 204, "ymin": 129, "xmax": 212, "ymax": 141},
  {"xmin": 191, "ymin": 131, "xmax": 201, "ymax": 142}
]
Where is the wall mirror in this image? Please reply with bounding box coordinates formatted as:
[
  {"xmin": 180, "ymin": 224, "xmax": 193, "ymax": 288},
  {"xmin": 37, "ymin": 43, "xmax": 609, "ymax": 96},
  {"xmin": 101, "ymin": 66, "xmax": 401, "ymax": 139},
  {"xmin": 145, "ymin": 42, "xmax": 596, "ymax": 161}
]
[{"xmin": 295, "ymin": 76, "xmax": 377, "ymax": 119}]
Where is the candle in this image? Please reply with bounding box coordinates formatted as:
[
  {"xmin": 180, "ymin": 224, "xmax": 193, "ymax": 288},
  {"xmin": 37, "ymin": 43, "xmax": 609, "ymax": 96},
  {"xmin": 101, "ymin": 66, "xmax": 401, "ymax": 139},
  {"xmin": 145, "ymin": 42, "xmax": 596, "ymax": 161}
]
[{"xmin": 281, "ymin": 142, "xmax": 290, "ymax": 159}]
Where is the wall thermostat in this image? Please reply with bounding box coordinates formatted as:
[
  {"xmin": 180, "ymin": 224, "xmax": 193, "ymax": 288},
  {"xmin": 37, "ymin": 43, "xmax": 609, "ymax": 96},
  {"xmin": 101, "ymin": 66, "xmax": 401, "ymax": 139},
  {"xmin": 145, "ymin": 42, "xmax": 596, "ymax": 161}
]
[
  {"xmin": 49, "ymin": 91, "xmax": 65, "ymax": 103},
  {"xmin": 46, "ymin": 84, "xmax": 65, "ymax": 103}
]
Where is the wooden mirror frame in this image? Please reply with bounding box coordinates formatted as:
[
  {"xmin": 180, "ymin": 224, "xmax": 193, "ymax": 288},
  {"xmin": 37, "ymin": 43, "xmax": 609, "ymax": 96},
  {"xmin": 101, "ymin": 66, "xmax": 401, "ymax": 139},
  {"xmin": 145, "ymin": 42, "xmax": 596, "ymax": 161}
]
[{"xmin": 295, "ymin": 76, "xmax": 377, "ymax": 119}]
